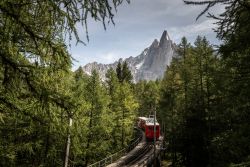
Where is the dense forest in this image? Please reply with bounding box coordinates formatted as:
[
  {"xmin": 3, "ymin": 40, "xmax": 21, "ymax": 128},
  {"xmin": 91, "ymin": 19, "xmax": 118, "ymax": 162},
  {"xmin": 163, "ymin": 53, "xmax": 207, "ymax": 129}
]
[{"xmin": 0, "ymin": 0, "xmax": 250, "ymax": 167}]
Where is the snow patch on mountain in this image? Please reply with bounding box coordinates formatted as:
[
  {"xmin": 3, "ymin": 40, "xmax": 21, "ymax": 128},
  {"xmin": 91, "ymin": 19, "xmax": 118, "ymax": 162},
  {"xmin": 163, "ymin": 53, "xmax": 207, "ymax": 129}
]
[{"xmin": 136, "ymin": 60, "xmax": 144, "ymax": 70}]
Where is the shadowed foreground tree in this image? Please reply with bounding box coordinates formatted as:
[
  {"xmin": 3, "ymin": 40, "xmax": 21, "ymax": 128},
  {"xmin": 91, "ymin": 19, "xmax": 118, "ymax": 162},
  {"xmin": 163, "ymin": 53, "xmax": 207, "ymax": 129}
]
[
  {"xmin": 0, "ymin": 0, "xmax": 130, "ymax": 104},
  {"xmin": 181, "ymin": 0, "xmax": 250, "ymax": 166},
  {"xmin": 0, "ymin": 0, "xmax": 130, "ymax": 166},
  {"xmin": 159, "ymin": 36, "xmax": 216, "ymax": 167}
]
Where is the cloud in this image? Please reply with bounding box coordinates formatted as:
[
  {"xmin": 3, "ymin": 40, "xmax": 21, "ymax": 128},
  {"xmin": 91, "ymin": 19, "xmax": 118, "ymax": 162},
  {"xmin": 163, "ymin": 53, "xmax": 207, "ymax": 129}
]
[
  {"xmin": 69, "ymin": 0, "xmax": 225, "ymax": 69},
  {"xmin": 168, "ymin": 19, "xmax": 218, "ymax": 43},
  {"xmin": 98, "ymin": 51, "xmax": 121, "ymax": 64}
]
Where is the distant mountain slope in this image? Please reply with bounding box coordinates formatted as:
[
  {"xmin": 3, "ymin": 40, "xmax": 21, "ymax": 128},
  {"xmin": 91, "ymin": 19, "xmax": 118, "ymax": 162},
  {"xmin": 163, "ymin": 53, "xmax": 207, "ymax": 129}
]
[{"xmin": 81, "ymin": 30, "xmax": 176, "ymax": 82}]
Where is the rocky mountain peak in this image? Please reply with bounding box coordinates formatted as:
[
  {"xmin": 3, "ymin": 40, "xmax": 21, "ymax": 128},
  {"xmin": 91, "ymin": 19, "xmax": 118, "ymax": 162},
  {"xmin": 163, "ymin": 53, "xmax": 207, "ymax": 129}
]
[
  {"xmin": 81, "ymin": 30, "xmax": 176, "ymax": 82},
  {"xmin": 150, "ymin": 39, "xmax": 159, "ymax": 48},
  {"xmin": 159, "ymin": 30, "xmax": 171, "ymax": 47},
  {"xmin": 160, "ymin": 30, "xmax": 170, "ymax": 41}
]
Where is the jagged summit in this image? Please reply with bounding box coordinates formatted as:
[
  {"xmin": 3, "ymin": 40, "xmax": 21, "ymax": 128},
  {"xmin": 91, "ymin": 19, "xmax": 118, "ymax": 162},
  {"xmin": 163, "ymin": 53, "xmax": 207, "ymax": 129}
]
[
  {"xmin": 160, "ymin": 30, "xmax": 170, "ymax": 41},
  {"xmin": 81, "ymin": 30, "xmax": 176, "ymax": 82},
  {"xmin": 159, "ymin": 30, "xmax": 171, "ymax": 48},
  {"xmin": 150, "ymin": 39, "xmax": 159, "ymax": 48}
]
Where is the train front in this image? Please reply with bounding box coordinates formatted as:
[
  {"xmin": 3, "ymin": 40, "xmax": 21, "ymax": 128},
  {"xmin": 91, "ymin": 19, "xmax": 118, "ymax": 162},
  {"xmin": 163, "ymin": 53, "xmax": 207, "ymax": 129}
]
[{"xmin": 138, "ymin": 117, "xmax": 160, "ymax": 141}]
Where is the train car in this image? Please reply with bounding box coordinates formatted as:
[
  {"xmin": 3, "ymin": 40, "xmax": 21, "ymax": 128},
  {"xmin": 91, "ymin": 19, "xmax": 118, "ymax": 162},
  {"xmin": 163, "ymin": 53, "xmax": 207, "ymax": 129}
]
[{"xmin": 138, "ymin": 117, "xmax": 160, "ymax": 141}]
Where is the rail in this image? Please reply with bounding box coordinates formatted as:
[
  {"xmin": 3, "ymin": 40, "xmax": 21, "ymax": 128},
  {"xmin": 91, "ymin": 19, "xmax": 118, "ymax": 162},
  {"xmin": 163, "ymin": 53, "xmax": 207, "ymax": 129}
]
[
  {"xmin": 137, "ymin": 135, "xmax": 165, "ymax": 166},
  {"xmin": 87, "ymin": 128, "xmax": 142, "ymax": 167},
  {"xmin": 124, "ymin": 143, "xmax": 153, "ymax": 166}
]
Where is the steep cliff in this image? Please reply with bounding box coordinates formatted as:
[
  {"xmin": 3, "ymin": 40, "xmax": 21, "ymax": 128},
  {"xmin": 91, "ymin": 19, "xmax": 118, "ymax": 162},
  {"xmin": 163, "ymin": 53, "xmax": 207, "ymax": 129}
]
[{"xmin": 81, "ymin": 30, "xmax": 176, "ymax": 82}]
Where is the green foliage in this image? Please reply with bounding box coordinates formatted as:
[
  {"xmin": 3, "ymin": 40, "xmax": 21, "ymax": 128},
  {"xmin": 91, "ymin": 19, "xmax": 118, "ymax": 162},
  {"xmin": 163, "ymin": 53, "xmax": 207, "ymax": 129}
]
[
  {"xmin": 106, "ymin": 68, "xmax": 122, "ymax": 148},
  {"xmin": 0, "ymin": 0, "xmax": 133, "ymax": 166},
  {"xmin": 134, "ymin": 80, "xmax": 160, "ymax": 116},
  {"xmin": 116, "ymin": 61, "xmax": 133, "ymax": 83},
  {"xmin": 116, "ymin": 61, "xmax": 123, "ymax": 83},
  {"xmin": 158, "ymin": 36, "xmax": 223, "ymax": 167},
  {"xmin": 122, "ymin": 61, "xmax": 133, "ymax": 83},
  {"xmin": 182, "ymin": 1, "xmax": 250, "ymax": 166},
  {"xmin": 106, "ymin": 68, "xmax": 138, "ymax": 148},
  {"xmin": 2, "ymin": 0, "xmax": 249, "ymax": 166},
  {"xmin": 84, "ymin": 70, "xmax": 111, "ymax": 165}
]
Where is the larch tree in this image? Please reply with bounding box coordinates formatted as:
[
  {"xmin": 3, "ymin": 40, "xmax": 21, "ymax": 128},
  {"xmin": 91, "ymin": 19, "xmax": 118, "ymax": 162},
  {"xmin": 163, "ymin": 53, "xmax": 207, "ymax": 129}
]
[
  {"xmin": 177, "ymin": 37, "xmax": 191, "ymax": 115},
  {"xmin": 84, "ymin": 70, "xmax": 110, "ymax": 165},
  {"xmin": 119, "ymin": 82, "xmax": 139, "ymax": 147},
  {"xmin": 105, "ymin": 68, "xmax": 123, "ymax": 149},
  {"xmin": 116, "ymin": 61, "xmax": 123, "ymax": 83},
  {"xmin": 116, "ymin": 61, "xmax": 133, "ymax": 83},
  {"xmin": 0, "ymin": 0, "xmax": 129, "ymax": 166},
  {"xmin": 122, "ymin": 61, "xmax": 133, "ymax": 83},
  {"xmin": 184, "ymin": 0, "xmax": 250, "ymax": 166}
]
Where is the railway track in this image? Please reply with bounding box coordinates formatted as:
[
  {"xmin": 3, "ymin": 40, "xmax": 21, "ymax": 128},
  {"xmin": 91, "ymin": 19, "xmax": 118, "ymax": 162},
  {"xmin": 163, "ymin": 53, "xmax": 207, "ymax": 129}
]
[
  {"xmin": 123, "ymin": 143, "xmax": 153, "ymax": 166},
  {"xmin": 107, "ymin": 129, "xmax": 163, "ymax": 167}
]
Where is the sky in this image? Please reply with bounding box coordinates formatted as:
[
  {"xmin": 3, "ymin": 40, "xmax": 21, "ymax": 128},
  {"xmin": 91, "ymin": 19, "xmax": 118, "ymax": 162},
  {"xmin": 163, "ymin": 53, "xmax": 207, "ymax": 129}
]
[{"xmin": 69, "ymin": 0, "xmax": 225, "ymax": 70}]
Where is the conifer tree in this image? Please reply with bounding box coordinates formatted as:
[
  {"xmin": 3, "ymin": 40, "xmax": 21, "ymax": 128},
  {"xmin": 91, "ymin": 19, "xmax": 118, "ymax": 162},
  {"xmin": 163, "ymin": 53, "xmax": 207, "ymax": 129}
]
[
  {"xmin": 106, "ymin": 68, "xmax": 138, "ymax": 148},
  {"xmin": 0, "ymin": 1, "xmax": 129, "ymax": 166},
  {"xmin": 159, "ymin": 57, "xmax": 183, "ymax": 165},
  {"xmin": 116, "ymin": 61, "xmax": 133, "ymax": 83},
  {"xmin": 122, "ymin": 61, "xmax": 133, "ymax": 83},
  {"xmin": 135, "ymin": 81, "xmax": 160, "ymax": 116},
  {"xmin": 84, "ymin": 70, "xmax": 110, "ymax": 166},
  {"xmin": 158, "ymin": 36, "xmax": 220, "ymax": 166},
  {"xmin": 105, "ymin": 68, "xmax": 123, "ymax": 148},
  {"xmin": 178, "ymin": 37, "xmax": 190, "ymax": 114},
  {"xmin": 119, "ymin": 82, "xmax": 138, "ymax": 147},
  {"xmin": 183, "ymin": 1, "xmax": 250, "ymax": 165},
  {"xmin": 116, "ymin": 61, "xmax": 123, "ymax": 83}
]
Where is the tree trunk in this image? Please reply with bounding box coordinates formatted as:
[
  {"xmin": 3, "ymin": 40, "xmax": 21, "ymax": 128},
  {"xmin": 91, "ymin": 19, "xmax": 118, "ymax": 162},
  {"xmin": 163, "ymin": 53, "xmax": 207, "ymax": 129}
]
[
  {"xmin": 64, "ymin": 118, "xmax": 72, "ymax": 167},
  {"xmin": 122, "ymin": 110, "xmax": 124, "ymax": 147}
]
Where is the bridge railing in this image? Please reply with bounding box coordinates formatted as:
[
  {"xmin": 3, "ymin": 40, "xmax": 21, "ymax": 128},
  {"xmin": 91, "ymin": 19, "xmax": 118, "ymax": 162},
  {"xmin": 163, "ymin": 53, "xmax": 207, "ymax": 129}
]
[
  {"xmin": 87, "ymin": 148, "xmax": 126, "ymax": 167},
  {"xmin": 87, "ymin": 128, "xmax": 143, "ymax": 167}
]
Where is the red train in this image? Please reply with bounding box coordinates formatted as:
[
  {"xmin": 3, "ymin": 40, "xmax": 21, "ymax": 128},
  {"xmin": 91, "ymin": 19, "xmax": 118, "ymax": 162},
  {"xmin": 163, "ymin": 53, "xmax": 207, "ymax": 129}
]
[{"xmin": 138, "ymin": 116, "xmax": 160, "ymax": 141}]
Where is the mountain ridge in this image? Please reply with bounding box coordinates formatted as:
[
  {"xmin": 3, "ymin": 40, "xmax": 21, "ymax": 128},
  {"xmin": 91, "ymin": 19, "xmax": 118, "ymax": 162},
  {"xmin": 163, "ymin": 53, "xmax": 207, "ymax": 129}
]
[{"xmin": 81, "ymin": 30, "xmax": 176, "ymax": 82}]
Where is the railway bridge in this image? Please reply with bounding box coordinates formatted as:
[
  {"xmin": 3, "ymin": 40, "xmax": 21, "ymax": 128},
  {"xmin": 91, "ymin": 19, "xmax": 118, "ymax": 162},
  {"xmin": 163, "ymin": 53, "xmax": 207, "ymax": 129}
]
[{"xmin": 87, "ymin": 128, "xmax": 164, "ymax": 167}]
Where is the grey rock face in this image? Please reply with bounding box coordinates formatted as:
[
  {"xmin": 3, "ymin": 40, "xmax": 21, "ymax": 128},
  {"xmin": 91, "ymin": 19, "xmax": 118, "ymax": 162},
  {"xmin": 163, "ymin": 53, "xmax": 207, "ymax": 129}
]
[{"xmin": 81, "ymin": 30, "xmax": 176, "ymax": 82}]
